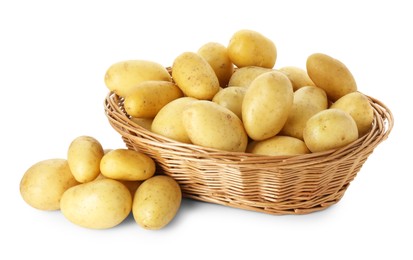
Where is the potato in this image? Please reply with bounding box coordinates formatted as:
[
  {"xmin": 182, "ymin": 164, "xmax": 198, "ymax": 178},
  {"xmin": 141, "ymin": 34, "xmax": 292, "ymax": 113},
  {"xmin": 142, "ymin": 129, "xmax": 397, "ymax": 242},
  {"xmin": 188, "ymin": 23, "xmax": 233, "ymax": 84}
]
[
  {"xmin": 242, "ymin": 71, "xmax": 293, "ymax": 141},
  {"xmin": 20, "ymin": 159, "xmax": 79, "ymax": 210},
  {"xmin": 182, "ymin": 100, "xmax": 248, "ymax": 152},
  {"xmin": 67, "ymin": 136, "xmax": 104, "ymax": 183},
  {"xmin": 60, "ymin": 179, "xmax": 132, "ymax": 229},
  {"xmin": 227, "ymin": 29, "xmax": 277, "ymax": 68},
  {"xmin": 132, "ymin": 175, "xmax": 181, "ymax": 230},
  {"xmin": 130, "ymin": 117, "xmax": 153, "ymax": 131},
  {"xmin": 228, "ymin": 66, "xmax": 273, "ymax": 88},
  {"xmin": 212, "ymin": 86, "xmax": 247, "ymax": 119},
  {"xmin": 280, "ymin": 86, "xmax": 328, "ymax": 140},
  {"xmin": 100, "ymin": 149, "xmax": 156, "ymax": 181},
  {"xmin": 151, "ymin": 97, "xmax": 197, "ymax": 143},
  {"xmin": 172, "ymin": 52, "xmax": 220, "ymax": 100},
  {"xmin": 330, "ymin": 92, "xmax": 374, "ymax": 136},
  {"xmin": 247, "ymin": 136, "xmax": 310, "ymax": 156},
  {"xmin": 198, "ymin": 42, "xmax": 234, "ymax": 87},
  {"xmin": 306, "ymin": 53, "xmax": 357, "ymax": 101},
  {"xmin": 303, "ymin": 108, "xmax": 359, "ymax": 153},
  {"xmin": 104, "ymin": 60, "xmax": 172, "ymax": 97},
  {"xmin": 124, "ymin": 80, "xmax": 183, "ymax": 118},
  {"xmin": 95, "ymin": 173, "xmax": 142, "ymax": 197},
  {"xmin": 279, "ymin": 66, "xmax": 316, "ymax": 91}
]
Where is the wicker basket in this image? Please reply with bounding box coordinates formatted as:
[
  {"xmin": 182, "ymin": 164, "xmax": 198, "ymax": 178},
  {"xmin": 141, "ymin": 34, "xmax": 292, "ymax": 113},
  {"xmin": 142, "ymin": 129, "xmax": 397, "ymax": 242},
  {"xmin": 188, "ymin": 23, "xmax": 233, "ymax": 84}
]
[{"xmin": 104, "ymin": 91, "xmax": 393, "ymax": 215}]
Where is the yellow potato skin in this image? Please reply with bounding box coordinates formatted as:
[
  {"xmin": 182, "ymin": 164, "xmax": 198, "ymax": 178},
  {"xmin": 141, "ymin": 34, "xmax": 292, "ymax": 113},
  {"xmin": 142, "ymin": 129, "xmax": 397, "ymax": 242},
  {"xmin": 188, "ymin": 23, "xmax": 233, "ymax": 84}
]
[
  {"xmin": 60, "ymin": 179, "xmax": 132, "ymax": 229},
  {"xmin": 227, "ymin": 29, "xmax": 277, "ymax": 69},
  {"xmin": 172, "ymin": 52, "xmax": 220, "ymax": 100},
  {"xmin": 67, "ymin": 136, "xmax": 104, "ymax": 183},
  {"xmin": 279, "ymin": 66, "xmax": 316, "ymax": 91},
  {"xmin": 306, "ymin": 53, "xmax": 357, "ymax": 101},
  {"xmin": 242, "ymin": 71, "xmax": 293, "ymax": 141},
  {"xmin": 130, "ymin": 117, "xmax": 153, "ymax": 131},
  {"xmin": 100, "ymin": 149, "xmax": 156, "ymax": 181},
  {"xmin": 133, "ymin": 175, "xmax": 182, "ymax": 230},
  {"xmin": 124, "ymin": 80, "xmax": 183, "ymax": 118},
  {"xmin": 104, "ymin": 60, "xmax": 171, "ymax": 97},
  {"xmin": 182, "ymin": 100, "xmax": 248, "ymax": 152},
  {"xmin": 198, "ymin": 42, "xmax": 234, "ymax": 87},
  {"xmin": 20, "ymin": 159, "xmax": 79, "ymax": 211},
  {"xmin": 228, "ymin": 66, "xmax": 273, "ymax": 88},
  {"xmin": 247, "ymin": 136, "xmax": 310, "ymax": 156},
  {"xmin": 212, "ymin": 86, "xmax": 247, "ymax": 120}
]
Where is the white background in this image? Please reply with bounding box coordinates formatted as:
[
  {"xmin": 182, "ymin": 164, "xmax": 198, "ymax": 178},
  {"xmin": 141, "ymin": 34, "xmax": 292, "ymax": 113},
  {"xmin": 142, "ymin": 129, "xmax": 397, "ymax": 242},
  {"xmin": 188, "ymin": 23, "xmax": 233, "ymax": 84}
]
[{"xmin": 1, "ymin": 0, "xmax": 411, "ymax": 259}]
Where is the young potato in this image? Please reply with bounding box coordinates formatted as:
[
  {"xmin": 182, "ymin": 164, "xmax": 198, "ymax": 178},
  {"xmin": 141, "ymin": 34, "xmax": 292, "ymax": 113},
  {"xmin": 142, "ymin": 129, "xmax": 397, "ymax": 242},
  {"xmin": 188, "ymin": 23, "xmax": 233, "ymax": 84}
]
[
  {"xmin": 279, "ymin": 66, "xmax": 316, "ymax": 91},
  {"xmin": 67, "ymin": 136, "xmax": 104, "ymax": 183},
  {"xmin": 124, "ymin": 80, "xmax": 183, "ymax": 118},
  {"xmin": 247, "ymin": 136, "xmax": 310, "ymax": 156},
  {"xmin": 151, "ymin": 97, "xmax": 197, "ymax": 143},
  {"xmin": 100, "ymin": 149, "xmax": 156, "ymax": 181},
  {"xmin": 20, "ymin": 159, "xmax": 79, "ymax": 211},
  {"xmin": 172, "ymin": 52, "xmax": 220, "ymax": 100},
  {"xmin": 280, "ymin": 86, "xmax": 328, "ymax": 140},
  {"xmin": 212, "ymin": 86, "xmax": 247, "ymax": 120},
  {"xmin": 306, "ymin": 53, "xmax": 357, "ymax": 101},
  {"xmin": 104, "ymin": 60, "xmax": 172, "ymax": 97},
  {"xmin": 132, "ymin": 175, "xmax": 182, "ymax": 230},
  {"xmin": 198, "ymin": 42, "xmax": 234, "ymax": 87},
  {"xmin": 330, "ymin": 92, "xmax": 374, "ymax": 136},
  {"xmin": 95, "ymin": 173, "xmax": 142, "ymax": 197},
  {"xmin": 60, "ymin": 179, "xmax": 132, "ymax": 229},
  {"xmin": 228, "ymin": 29, "xmax": 277, "ymax": 68},
  {"xmin": 130, "ymin": 117, "xmax": 154, "ymax": 131},
  {"xmin": 303, "ymin": 108, "xmax": 359, "ymax": 153},
  {"xmin": 182, "ymin": 100, "xmax": 248, "ymax": 152},
  {"xmin": 242, "ymin": 71, "xmax": 294, "ymax": 141},
  {"xmin": 228, "ymin": 66, "xmax": 273, "ymax": 88}
]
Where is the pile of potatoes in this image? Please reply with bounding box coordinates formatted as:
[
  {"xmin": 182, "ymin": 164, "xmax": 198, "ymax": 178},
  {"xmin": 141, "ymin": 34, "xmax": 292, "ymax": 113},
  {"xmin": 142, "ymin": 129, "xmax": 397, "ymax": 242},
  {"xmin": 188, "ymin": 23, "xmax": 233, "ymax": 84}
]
[
  {"xmin": 20, "ymin": 135, "xmax": 182, "ymax": 230},
  {"xmin": 104, "ymin": 29, "xmax": 374, "ymax": 156}
]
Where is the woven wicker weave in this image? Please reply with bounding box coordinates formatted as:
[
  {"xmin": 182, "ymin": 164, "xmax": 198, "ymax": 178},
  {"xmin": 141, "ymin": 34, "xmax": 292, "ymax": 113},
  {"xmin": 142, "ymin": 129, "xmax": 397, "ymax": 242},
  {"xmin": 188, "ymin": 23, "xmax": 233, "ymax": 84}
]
[{"xmin": 104, "ymin": 92, "xmax": 393, "ymax": 215}]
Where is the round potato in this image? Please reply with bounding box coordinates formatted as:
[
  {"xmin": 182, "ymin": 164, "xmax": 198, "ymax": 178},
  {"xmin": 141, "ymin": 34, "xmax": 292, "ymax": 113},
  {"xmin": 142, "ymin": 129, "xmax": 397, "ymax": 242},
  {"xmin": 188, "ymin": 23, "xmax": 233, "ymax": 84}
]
[
  {"xmin": 212, "ymin": 86, "xmax": 247, "ymax": 120},
  {"xmin": 172, "ymin": 52, "xmax": 220, "ymax": 100},
  {"xmin": 67, "ymin": 136, "xmax": 104, "ymax": 183},
  {"xmin": 247, "ymin": 136, "xmax": 310, "ymax": 156},
  {"xmin": 132, "ymin": 175, "xmax": 182, "ymax": 230},
  {"xmin": 100, "ymin": 149, "xmax": 156, "ymax": 181},
  {"xmin": 124, "ymin": 80, "xmax": 183, "ymax": 118},
  {"xmin": 60, "ymin": 179, "xmax": 132, "ymax": 229},
  {"xmin": 95, "ymin": 173, "xmax": 142, "ymax": 197},
  {"xmin": 104, "ymin": 60, "xmax": 172, "ymax": 97},
  {"xmin": 198, "ymin": 42, "xmax": 234, "ymax": 87},
  {"xmin": 227, "ymin": 29, "xmax": 277, "ymax": 68},
  {"xmin": 242, "ymin": 71, "xmax": 293, "ymax": 141},
  {"xmin": 183, "ymin": 100, "xmax": 248, "ymax": 152},
  {"xmin": 130, "ymin": 117, "xmax": 153, "ymax": 131},
  {"xmin": 303, "ymin": 108, "xmax": 359, "ymax": 153},
  {"xmin": 228, "ymin": 66, "xmax": 273, "ymax": 88},
  {"xmin": 306, "ymin": 53, "xmax": 357, "ymax": 101},
  {"xmin": 279, "ymin": 66, "xmax": 316, "ymax": 91},
  {"xmin": 151, "ymin": 97, "xmax": 197, "ymax": 143},
  {"xmin": 20, "ymin": 159, "xmax": 79, "ymax": 210}
]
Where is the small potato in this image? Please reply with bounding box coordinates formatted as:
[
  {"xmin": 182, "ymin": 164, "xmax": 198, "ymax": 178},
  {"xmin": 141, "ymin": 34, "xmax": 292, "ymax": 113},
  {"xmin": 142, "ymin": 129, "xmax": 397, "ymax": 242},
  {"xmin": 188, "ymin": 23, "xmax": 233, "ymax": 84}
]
[
  {"xmin": 100, "ymin": 149, "xmax": 156, "ymax": 181},
  {"xmin": 242, "ymin": 71, "xmax": 294, "ymax": 141},
  {"xmin": 67, "ymin": 136, "xmax": 104, "ymax": 183},
  {"xmin": 228, "ymin": 29, "xmax": 277, "ymax": 68},
  {"xmin": 130, "ymin": 117, "xmax": 153, "ymax": 131},
  {"xmin": 303, "ymin": 108, "xmax": 359, "ymax": 153},
  {"xmin": 306, "ymin": 53, "xmax": 357, "ymax": 101},
  {"xmin": 280, "ymin": 86, "xmax": 328, "ymax": 140},
  {"xmin": 124, "ymin": 80, "xmax": 183, "ymax": 118},
  {"xmin": 212, "ymin": 86, "xmax": 247, "ymax": 119},
  {"xmin": 247, "ymin": 136, "xmax": 310, "ymax": 156},
  {"xmin": 151, "ymin": 97, "xmax": 197, "ymax": 143},
  {"xmin": 60, "ymin": 179, "xmax": 132, "ymax": 229},
  {"xmin": 133, "ymin": 175, "xmax": 182, "ymax": 230},
  {"xmin": 330, "ymin": 92, "xmax": 374, "ymax": 136},
  {"xmin": 95, "ymin": 174, "xmax": 142, "ymax": 197},
  {"xmin": 279, "ymin": 66, "xmax": 316, "ymax": 91},
  {"xmin": 198, "ymin": 42, "xmax": 234, "ymax": 87},
  {"xmin": 172, "ymin": 52, "xmax": 220, "ymax": 100},
  {"xmin": 20, "ymin": 159, "xmax": 79, "ymax": 210},
  {"xmin": 183, "ymin": 100, "xmax": 248, "ymax": 152},
  {"xmin": 228, "ymin": 66, "xmax": 273, "ymax": 88}
]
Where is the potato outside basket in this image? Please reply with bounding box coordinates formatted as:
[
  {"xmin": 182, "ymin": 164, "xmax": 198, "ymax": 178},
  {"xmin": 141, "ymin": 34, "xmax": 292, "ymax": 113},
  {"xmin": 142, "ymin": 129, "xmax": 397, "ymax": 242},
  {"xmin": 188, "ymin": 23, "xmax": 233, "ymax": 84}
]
[{"xmin": 104, "ymin": 85, "xmax": 393, "ymax": 215}]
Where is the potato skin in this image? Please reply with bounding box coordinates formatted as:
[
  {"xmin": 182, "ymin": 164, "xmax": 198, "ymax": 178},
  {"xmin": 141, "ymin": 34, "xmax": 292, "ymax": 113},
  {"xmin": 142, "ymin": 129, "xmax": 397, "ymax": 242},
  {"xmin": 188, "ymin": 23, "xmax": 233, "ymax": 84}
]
[
  {"xmin": 212, "ymin": 86, "xmax": 246, "ymax": 120},
  {"xmin": 132, "ymin": 175, "xmax": 182, "ymax": 230},
  {"xmin": 247, "ymin": 136, "xmax": 310, "ymax": 156},
  {"xmin": 279, "ymin": 66, "xmax": 316, "ymax": 91},
  {"xmin": 228, "ymin": 66, "xmax": 273, "ymax": 88},
  {"xmin": 20, "ymin": 159, "xmax": 79, "ymax": 210}
]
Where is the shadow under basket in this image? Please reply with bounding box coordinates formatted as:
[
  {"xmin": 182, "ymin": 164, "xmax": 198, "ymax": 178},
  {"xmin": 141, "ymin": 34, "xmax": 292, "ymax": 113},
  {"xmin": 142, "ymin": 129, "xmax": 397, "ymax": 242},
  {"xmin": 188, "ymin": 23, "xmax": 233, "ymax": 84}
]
[{"xmin": 104, "ymin": 92, "xmax": 393, "ymax": 215}]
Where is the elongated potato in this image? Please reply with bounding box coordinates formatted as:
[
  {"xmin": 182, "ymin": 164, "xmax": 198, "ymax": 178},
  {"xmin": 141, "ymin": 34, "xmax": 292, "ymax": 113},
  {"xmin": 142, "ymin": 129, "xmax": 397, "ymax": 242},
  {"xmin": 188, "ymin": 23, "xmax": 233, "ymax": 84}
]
[
  {"xmin": 228, "ymin": 66, "xmax": 273, "ymax": 88},
  {"xmin": 247, "ymin": 136, "xmax": 310, "ymax": 156}
]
